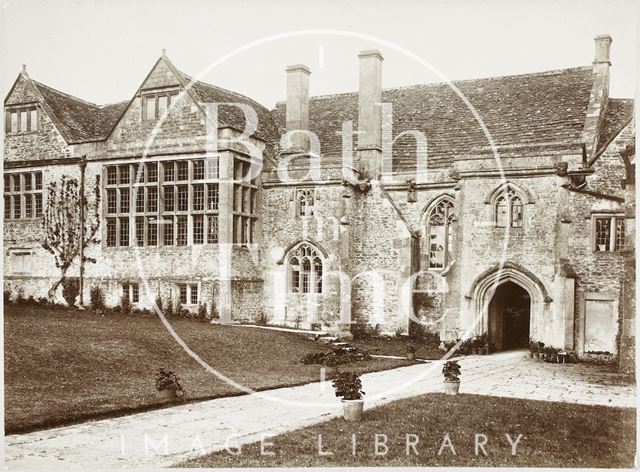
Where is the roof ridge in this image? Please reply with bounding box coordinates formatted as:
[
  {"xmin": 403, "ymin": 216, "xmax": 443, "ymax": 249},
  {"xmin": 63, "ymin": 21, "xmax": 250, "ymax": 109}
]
[{"xmin": 274, "ymin": 65, "xmax": 593, "ymax": 106}]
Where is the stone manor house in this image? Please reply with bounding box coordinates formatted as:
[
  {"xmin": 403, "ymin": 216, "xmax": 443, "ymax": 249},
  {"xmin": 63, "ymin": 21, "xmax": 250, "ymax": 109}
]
[{"xmin": 3, "ymin": 35, "xmax": 635, "ymax": 368}]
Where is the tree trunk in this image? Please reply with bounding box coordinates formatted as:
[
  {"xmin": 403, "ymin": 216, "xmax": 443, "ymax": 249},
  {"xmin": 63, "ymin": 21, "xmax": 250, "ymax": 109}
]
[{"xmin": 48, "ymin": 267, "xmax": 68, "ymax": 301}]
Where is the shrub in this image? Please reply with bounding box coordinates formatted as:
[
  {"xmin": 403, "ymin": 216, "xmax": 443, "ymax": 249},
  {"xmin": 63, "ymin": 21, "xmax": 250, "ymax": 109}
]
[
  {"xmin": 350, "ymin": 321, "xmax": 381, "ymax": 340},
  {"xmin": 3, "ymin": 289, "xmax": 11, "ymax": 305},
  {"xmin": 332, "ymin": 372, "xmax": 364, "ymax": 400},
  {"xmin": 196, "ymin": 303, "xmax": 208, "ymax": 321},
  {"xmin": 408, "ymin": 319, "xmax": 440, "ymax": 344},
  {"xmin": 174, "ymin": 301, "xmax": 186, "ymax": 318},
  {"xmin": 120, "ymin": 294, "xmax": 132, "ymax": 314},
  {"xmin": 62, "ymin": 278, "xmax": 79, "ymax": 307},
  {"xmin": 155, "ymin": 369, "xmax": 186, "ymax": 397},
  {"xmin": 302, "ymin": 346, "xmax": 371, "ymax": 367},
  {"xmin": 255, "ymin": 312, "xmax": 267, "ymax": 325},
  {"xmin": 442, "ymin": 360, "xmax": 461, "ymax": 382},
  {"xmin": 15, "ymin": 288, "xmax": 24, "ymax": 304},
  {"xmin": 164, "ymin": 300, "xmax": 175, "ymax": 318},
  {"xmin": 90, "ymin": 286, "xmax": 105, "ymax": 311},
  {"xmin": 154, "ymin": 294, "xmax": 164, "ymax": 314}
]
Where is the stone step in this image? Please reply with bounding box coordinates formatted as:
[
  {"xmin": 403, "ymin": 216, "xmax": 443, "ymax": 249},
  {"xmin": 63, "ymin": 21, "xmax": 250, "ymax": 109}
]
[{"xmin": 317, "ymin": 336, "xmax": 338, "ymax": 344}]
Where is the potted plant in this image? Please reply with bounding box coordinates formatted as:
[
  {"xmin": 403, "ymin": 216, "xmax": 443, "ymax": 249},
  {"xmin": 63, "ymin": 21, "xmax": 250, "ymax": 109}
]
[
  {"xmin": 407, "ymin": 343, "xmax": 416, "ymax": 361},
  {"xmin": 332, "ymin": 372, "xmax": 365, "ymax": 421},
  {"xmin": 476, "ymin": 333, "xmax": 488, "ymax": 355},
  {"xmin": 155, "ymin": 369, "xmax": 185, "ymax": 400},
  {"xmin": 442, "ymin": 360, "xmax": 461, "ymax": 395}
]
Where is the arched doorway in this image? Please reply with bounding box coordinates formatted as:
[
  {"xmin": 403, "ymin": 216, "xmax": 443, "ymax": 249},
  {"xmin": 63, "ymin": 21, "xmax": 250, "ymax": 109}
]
[{"xmin": 488, "ymin": 281, "xmax": 531, "ymax": 352}]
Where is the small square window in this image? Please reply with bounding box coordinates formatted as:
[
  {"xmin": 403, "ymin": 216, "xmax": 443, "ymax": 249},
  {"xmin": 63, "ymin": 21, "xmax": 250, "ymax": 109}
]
[
  {"xmin": 119, "ymin": 165, "xmax": 130, "ymax": 185},
  {"xmin": 30, "ymin": 109, "xmax": 38, "ymax": 130},
  {"xmin": 10, "ymin": 112, "xmax": 18, "ymax": 133},
  {"xmin": 20, "ymin": 111, "xmax": 27, "ymax": 132},
  {"xmin": 179, "ymin": 284, "xmax": 188, "ymax": 304},
  {"xmin": 163, "ymin": 217, "xmax": 174, "ymax": 245},
  {"xmin": 177, "ymin": 161, "xmax": 188, "ymax": 181},
  {"xmin": 13, "ymin": 174, "xmax": 21, "ymax": 192},
  {"xmin": 107, "ymin": 218, "xmax": 117, "ymax": 247},
  {"xmin": 119, "ymin": 189, "xmax": 130, "ymax": 213},
  {"xmin": 190, "ymin": 284, "xmax": 198, "ymax": 305},
  {"xmin": 147, "ymin": 187, "xmax": 158, "ymax": 213},
  {"xmin": 177, "ymin": 216, "xmax": 188, "ymax": 245},
  {"xmin": 193, "ymin": 160, "xmax": 205, "ymax": 180},
  {"xmin": 34, "ymin": 194, "xmax": 42, "ymax": 217},
  {"xmin": 144, "ymin": 95, "xmax": 156, "ymax": 120},
  {"xmin": 107, "ymin": 167, "xmax": 117, "ymax": 185},
  {"xmin": 146, "ymin": 163, "xmax": 158, "ymax": 182},
  {"xmin": 164, "ymin": 162, "xmax": 175, "ymax": 182}
]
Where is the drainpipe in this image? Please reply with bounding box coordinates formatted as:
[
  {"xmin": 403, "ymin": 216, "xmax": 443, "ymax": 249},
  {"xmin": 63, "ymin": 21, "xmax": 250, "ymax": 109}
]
[{"xmin": 78, "ymin": 155, "xmax": 86, "ymax": 306}]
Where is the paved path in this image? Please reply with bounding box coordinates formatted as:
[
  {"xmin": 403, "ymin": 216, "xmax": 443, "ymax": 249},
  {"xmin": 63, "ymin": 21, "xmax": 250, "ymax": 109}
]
[{"xmin": 4, "ymin": 351, "xmax": 635, "ymax": 469}]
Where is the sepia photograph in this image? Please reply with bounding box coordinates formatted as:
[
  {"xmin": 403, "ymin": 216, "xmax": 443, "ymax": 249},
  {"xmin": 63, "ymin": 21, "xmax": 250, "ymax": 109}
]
[{"xmin": 1, "ymin": 0, "xmax": 637, "ymax": 469}]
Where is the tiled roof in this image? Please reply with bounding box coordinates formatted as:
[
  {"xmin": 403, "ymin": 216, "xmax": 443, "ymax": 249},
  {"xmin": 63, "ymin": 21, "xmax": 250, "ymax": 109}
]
[
  {"xmin": 271, "ymin": 66, "xmax": 597, "ymax": 170},
  {"xmin": 179, "ymin": 72, "xmax": 280, "ymax": 150},
  {"xmin": 596, "ymin": 98, "xmax": 634, "ymax": 152},
  {"xmin": 33, "ymin": 81, "xmax": 127, "ymax": 144}
]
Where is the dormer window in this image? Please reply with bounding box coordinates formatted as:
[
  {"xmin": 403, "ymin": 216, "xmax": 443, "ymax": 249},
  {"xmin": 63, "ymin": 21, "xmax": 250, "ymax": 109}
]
[
  {"xmin": 142, "ymin": 90, "xmax": 179, "ymax": 121},
  {"xmin": 5, "ymin": 105, "xmax": 38, "ymax": 134}
]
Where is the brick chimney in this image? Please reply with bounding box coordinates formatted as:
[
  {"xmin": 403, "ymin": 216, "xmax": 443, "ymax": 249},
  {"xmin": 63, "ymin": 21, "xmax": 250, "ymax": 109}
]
[
  {"xmin": 583, "ymin": 35, "xmax": 612, "ymax": 158},
  {"xmin": 285, "ymin": 64, "xmax": 311, "ymax": 151},
  {"xmin": 357, "ymin": 49, "xmax": 383, "ymax": 179}
]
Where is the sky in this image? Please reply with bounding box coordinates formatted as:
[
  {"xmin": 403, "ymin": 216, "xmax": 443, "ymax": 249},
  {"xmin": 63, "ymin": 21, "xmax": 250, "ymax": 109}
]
[{"xmin": 0, "ymin": 0, "xmax": 638, "ymax": 109}]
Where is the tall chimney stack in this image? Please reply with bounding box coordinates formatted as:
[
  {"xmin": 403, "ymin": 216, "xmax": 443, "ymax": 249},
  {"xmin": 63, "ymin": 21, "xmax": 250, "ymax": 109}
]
[
  {"xmin": 594, "ymin": 34, "xmax": 612, "ymax": 65},
  {"xmin": 583, "ymin": 35, "xmax": 612, "ymax": 157},
  {"xmin": 357, "ymin": 50, "xmax": 383, "ymax": 179},
  {"xmin": 285, "ymin": 64, "xmax": 311, "ymax": 151}
]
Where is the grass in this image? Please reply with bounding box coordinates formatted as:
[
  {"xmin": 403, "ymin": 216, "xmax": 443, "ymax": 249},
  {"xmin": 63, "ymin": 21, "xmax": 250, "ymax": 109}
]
[
  {"xmin": 180, "ymin": 393, "xmax": 636, "ymax": 468},
  {"xmin": 4, "ymin": 304, "xmax": 408, "ymax": 434}
]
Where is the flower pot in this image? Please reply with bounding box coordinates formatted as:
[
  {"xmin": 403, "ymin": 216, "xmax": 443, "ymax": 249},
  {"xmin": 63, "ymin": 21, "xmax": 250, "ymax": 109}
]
[
  {"xmin": 444, "ymin": 380, "xmax": 460, "ymax": 395},
  {"xmin": 341, "ymin": 399, "xmax": 364, "ymax": 421},
  {"xmin": 158, "ymin": 388, "xmax": 178, "ymax": 401},
  {"xmin": 407, "ymin": 352, "xmax": 416, "ymax": 361}
]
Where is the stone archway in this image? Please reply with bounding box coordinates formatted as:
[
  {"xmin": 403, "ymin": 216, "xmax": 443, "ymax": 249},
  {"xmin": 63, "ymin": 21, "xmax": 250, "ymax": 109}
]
[
  {"xmin": 488, "ymin": 281, "xmax": 531, "ymax": 351},
  {"xmin": 468, "ymin": 262, "xmax": 550, "ymax": 347}
]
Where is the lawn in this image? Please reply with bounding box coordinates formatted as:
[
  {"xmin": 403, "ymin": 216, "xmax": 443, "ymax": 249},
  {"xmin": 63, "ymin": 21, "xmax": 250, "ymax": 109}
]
[
  {"xmin": 180, "ymin": 393, "xmax": 636, "ymax": 468},
  {"xmin": 4, "ymin": 304, "xmax": 408, "ymax": 434}
]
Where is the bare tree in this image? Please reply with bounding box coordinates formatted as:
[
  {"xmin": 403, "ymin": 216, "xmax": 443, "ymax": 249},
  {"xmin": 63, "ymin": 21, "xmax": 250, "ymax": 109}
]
[{"xmin": 41, "ymin": 174, "xmax": 101, "ymax": 300}]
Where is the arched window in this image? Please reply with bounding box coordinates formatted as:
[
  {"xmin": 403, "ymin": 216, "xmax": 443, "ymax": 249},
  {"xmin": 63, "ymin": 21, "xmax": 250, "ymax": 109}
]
[
  {"xmin": 495, "ymin": 187, "xmax": 524, "ymax": 228},
  {"xmin": 297, "ymin": 189, "xmax": 315, "ymax": 217},
  {"xmin": 426, "ymin": 198, "xmax": 455, "ymax": 269},
  {"xmin": 288, "ymin": 243, "xmax": 323, "ymax": 293}
]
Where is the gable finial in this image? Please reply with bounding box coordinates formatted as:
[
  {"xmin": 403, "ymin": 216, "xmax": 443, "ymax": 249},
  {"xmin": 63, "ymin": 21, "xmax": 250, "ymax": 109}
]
[
  {"xmin": 162, "ymin": 48, "xmax": 167, "ymax": 57},
  {"xmin": 21, "ymin": 64, "xmax": 27, "ymax": 73}
]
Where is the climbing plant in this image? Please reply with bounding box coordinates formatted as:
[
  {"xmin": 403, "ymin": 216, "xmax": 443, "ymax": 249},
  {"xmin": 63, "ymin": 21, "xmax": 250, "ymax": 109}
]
[{"xmin": 41, "ymin": 174, "xmax": 101, "ymax": 300}]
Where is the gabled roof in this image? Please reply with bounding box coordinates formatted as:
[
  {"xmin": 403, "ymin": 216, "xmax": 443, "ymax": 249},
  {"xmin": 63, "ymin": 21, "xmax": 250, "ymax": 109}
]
[
  {"xmin": 32, "ymin": 80, "xmax": 128, "ymax": 144},
  {"xmin": 271, "ymin": 66, "xmax": 597, "ymax": 170},
  {"xmin": 179, "ymin": 72, "xmax": 279, "ymax": 145},
  {"xmin": 596, "ymin": 98, "xmax": 634, "ymax": 153}
]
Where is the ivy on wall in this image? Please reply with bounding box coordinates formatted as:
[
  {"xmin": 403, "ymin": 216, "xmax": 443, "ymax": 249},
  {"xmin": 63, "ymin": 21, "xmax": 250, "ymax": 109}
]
[{"xmin": 41, "ymin": 175, "xmax": 101, "ymax": 299}]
